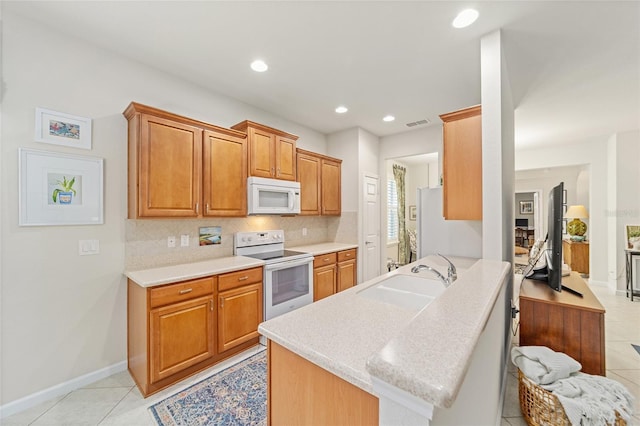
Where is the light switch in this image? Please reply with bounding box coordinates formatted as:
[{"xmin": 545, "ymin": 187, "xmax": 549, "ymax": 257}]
[
  {"xmin": 180, "ymin": 234, "xmax": 189, "ymax": 247},
  {"xmin": 79, "ymin": 239, "xmax": 100, "ymax": 256}
]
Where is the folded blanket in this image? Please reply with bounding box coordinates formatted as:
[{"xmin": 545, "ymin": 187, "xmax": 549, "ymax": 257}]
[
  {"xmin": 511, "ymin": 346, "xmax": 582, "ymax": 385},
  {"xmin": 543, "ymin": 373, "xmax": 634, "ymax": 426}
]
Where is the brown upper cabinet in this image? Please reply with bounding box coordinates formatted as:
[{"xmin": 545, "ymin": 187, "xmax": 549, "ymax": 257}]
[
  {"xmin": 231, "ymin": 120, "xmax": 298, "ymax": 181},
  {"xmin": 439, "ymin": 105, "xmax": 482, "ymax": 220},
  {"xmin": 124, "ymin": 102, "xmax": 248, "ymax": 218},
  {"xmin": 296, "ymin": 149, "xmax": 342, "ymax": 216}
]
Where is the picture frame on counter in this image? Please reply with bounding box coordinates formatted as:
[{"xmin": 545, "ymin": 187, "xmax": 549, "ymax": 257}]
[
  {"xmin": 19, "ymin": 148, "xmax": 104, "ymax": 226},
  {"xmin": 35, "ymin": 107, "xmax": 92, "ymax": 150}
]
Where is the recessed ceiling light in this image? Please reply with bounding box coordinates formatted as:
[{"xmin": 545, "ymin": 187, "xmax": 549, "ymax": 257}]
[
  {"xmin": 250, "ymin": 60, "xmax": 268, "ymax": 72},
  {"xmin": 335, "ymin": 106, "xmax": 348, "ymax": 114},
  {"xmin": 383, "ymin": 115, "xmax": 395, "ymax": 122},
  {"xmin": 452, "ymin": 9, "xmax": 479, "ymax": 28}
]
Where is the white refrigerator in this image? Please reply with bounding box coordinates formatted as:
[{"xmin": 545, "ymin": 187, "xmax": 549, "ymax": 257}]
[{"xmin": 416, "ymin": 187, "xmax": 482, "ymax": 259}]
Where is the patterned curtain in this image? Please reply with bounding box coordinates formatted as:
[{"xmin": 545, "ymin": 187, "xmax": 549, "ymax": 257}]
[{"xmin": 393, "ymin": 164, "xmax": 407, "ymax": 264}]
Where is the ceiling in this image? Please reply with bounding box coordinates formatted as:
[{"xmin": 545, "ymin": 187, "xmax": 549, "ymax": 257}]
[{"xmin": 4, "ymin": 1, "xmax": 639, "ymax": 150}]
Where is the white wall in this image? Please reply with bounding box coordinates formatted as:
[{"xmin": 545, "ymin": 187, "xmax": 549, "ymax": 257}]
[
  {"xmin": 515, "ymin": 137, "xmax": 613, "ymax": 285},
  {"xmin": 613, "ymin": 131, "xmax": 640, "ymax": 291},
  {"xmin": 515, "ymin": 166, "xmax": 587, "ymax": 239},
  {"xmin": 480, "ymin": 30, "xmax": 515, "ymax": 420},
  {"xmin": 379, "ymin": 126, "xmax": 442, "ymax": 269},
  {"xmin": 1, "ymin": 11, "xmax": 328, "ymax": 407}
]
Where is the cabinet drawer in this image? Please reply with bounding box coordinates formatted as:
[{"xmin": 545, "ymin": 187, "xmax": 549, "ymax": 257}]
[
  {"xmin": 150, "ymin": 277, "xmax": 214, "ymax": 308},
  {"xmin": 218, "ymin": 267, "xmax": 263, "ymax": 292},
  {"xmin": 337, "ymin": 249, "xmax": 356, "ymax": 262},
  {"xmin": 313, "ymin": 252, "xmax": 337, "ymax": 268}
]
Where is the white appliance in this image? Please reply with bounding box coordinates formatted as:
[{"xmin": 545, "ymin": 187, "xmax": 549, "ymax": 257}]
[
  {"xmin": 416, "ymin": 187, "xmax": 482, "ymax": 258},
  {"xmin": 234, "ymin": 230, "xmax": 313, "ymax": 321},
  {"xmin": 247, "ymin": 177, "xmax": 301, "ymax": 215}
]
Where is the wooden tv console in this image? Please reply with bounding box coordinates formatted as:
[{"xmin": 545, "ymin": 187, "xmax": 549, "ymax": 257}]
[{"xmin": 519, "ymin": 271, "xmax": 605, "ymax": 375}]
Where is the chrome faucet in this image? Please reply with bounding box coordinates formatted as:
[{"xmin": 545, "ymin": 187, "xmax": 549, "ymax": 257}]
[
  {"xmin": 437, "ymin": 253, "xmax": 457, "ymax": 284},
  {"xmin": 410, "ymin": 264, "xmax": 449, "ymax": 287}
]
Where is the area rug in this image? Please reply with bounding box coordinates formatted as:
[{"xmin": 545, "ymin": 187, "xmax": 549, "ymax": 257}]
[{"xmin": 149, "ymin": 350, "xmax": 267, "ymax": 426}]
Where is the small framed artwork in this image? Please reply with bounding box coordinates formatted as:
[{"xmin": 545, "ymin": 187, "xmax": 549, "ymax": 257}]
[
  {"xmin": 35, "ymin": 108, "xmax": 92, "ymax": 150},
  {"xmin": 19, "ymin": 148, "xmax": 103, "ymax": 226},
  {"xmin": 409, "ymin": 205, "xmax": 416, "ymax": 221},
  {"xmin": 519, "ymin": 201, "xmax": 534, "ymax": 215},
  {"xmin": 625, "ymin": 225, "xmax": 640, "ymax": 249},
  {"xmin": 199, "ymin": 226, "xmax": 222, "ymax": 246}
]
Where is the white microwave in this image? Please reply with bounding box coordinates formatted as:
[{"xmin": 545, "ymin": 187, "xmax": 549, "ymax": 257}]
[{"xmin": 247, "ymin": 177, "xmax": 301, "ymax": 215}]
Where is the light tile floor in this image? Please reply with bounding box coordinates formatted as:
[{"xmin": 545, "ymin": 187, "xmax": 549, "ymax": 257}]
[
  {"xmin": 4, "ymin": 284, "xmax": 639, "ymax": 425},
  {"xmin": 501, "ymin": 282, "xmax": 640, "ymax": 426}
]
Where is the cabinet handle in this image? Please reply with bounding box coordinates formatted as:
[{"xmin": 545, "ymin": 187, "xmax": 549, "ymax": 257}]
[
  {"xmin": 205, "ymin": 204, "xmax": 209, "ymax": 214},
  {"xmin": 277, "ymin": 168, "xmax": 280, "ymax": 176},
  {"xmin": 271, "ymin": 167, "xmax": 275, "ymax": 176},
  {"xmin": 324, "ymin": 258, "xmax": 330, "ymax": 262},
  {"xmin": 210, "ymin": 299, "xmax": 214, "ymax": 311},
  {"xmin": 346, "ymin": 253, "xmax": 351, "ymax": 257},
  {"xmin": 179, "ymin": 288, "xmax": 193, "ymax": 295},
  {"xmin": 220, "ymin": 298, "xmax": 224, "ymax": 308},
  {"xmin": 238, "ymin": 276, "xmax": 249, "ymax": 281},
  {"xmin": 195, "ymin": 203, "xmax": 199, "ymax": 214}
]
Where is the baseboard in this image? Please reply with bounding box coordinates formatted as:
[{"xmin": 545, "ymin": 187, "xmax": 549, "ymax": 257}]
[{"xmin": 0, "ymin": 360, "xmax": 127, "ymax": 419}]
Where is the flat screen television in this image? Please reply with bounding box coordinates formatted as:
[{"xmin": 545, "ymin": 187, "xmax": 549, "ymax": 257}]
[
  {"xmin": 515, "ymin": 218, "xmax": 528, "ymax": 228},
  {"xmin": 524, "ymin": 182, "xmax": 583, "ymax": 297}
]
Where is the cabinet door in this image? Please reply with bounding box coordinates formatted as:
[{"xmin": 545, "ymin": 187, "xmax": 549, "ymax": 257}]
[
  {"xmin": 321, "ymin": 159, "xmax": 341, "ymax": 216},
  {"xmin": 440, "ymin": 106, "xmax": 482, "ymax": 220},
  {"xmin": 150, "ymin": 295, "xmax": 214, "ymax": 383},
  {"xmin": 218, "ymin": 283, "xmax": 263, "ymax": 353},
  {"xmin": 314, "ymin": 264, "xmax": 337, "ymax": 301},
  {"xmin": 202, "ymin": 130, "xmax": 247, "ymax": 216},
  {"xmin": 275, "ymin": 136, "xmax": 297, "ymax": 181},
  {"xmin": 138, "ymin": 114, "xmax": 202, "ymax": 217},
  {"xmin": 248, "ymin": 127, "xmax": 275, "ymax": 178},
  {"xmin": 337, "ymin": 260, "xmax": 356, "ymax": 293},
  {"xmin": 297, "ymin": 152, "xmax": 321, "ymax": 215}
]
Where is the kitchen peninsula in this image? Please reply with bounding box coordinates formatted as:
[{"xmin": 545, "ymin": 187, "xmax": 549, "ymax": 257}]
[{"xmin": 259, "ymin": 255, "xmax": 511, "ymax": 425}]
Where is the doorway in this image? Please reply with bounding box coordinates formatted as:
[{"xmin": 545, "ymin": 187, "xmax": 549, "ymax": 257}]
[{"xmin": 383, "ymin": 153, "xmax": 439, "ymax": 270}]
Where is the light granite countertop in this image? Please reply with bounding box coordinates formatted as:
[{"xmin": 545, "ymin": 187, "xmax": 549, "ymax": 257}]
[
  {"xmin": 124, "ymin": 241, "xmax": 357, "ymax": 287},
  {"xmin": 124, "ymin": 256, "xmax": 265, "ymax": 287},
  {"xmin": 258, "ymin": 255, "xmax": 510, "ymax": 409},
  {"xmin": 289, "ymin": 242, "xmax": 358, "ymax": 256}
]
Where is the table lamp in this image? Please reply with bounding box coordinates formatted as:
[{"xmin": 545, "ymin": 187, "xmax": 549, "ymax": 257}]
[{"xmin": 565, "ymin": 205, "xmax": 589, "ymax": 241}]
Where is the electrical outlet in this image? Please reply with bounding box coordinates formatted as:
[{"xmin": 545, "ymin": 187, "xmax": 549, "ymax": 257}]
[
  {"xmin": 168, "ymin": 236, "xmax": 176, "ymax": 248},
  {"xmin": 180, "ymin": 234, "xmax": 189, "ymax": 247}
]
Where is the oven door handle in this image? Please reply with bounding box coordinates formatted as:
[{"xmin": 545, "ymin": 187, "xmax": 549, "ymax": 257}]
[{"xmin": 264, "ymin": 257, "xmax": 312, "ymax": 271}]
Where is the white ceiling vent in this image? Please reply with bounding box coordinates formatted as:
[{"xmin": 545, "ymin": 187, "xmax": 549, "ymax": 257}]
[{"xmin": 405, "ymin": 119, "xmax": 431, "ymax": 127}]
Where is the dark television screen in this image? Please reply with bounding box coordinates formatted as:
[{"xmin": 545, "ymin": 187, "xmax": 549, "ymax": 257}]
[
  {"xmin": 545, "ymin": 182, "xmax": 564, "ymax": 291},
  {"xmin": 524, "ymin": 182, "xmax": 564, "ymax": 292},
  {"xmin": 515, "ymin": 218, "xmax": 528, "ymax": 228}
]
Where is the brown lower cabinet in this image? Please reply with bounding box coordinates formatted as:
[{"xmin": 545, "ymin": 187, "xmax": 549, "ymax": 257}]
[
  {"xmin": 268, "ymin": 341, "xmax": 379, "ymax": 425},
  {"xmin": 128, "ymin": 267, "xmax": 263, "ymax": 397},
  {"xmin": 519, "ymin": 271, "xmax": 605, "ymax": 375},
  {"xmin": 313, "ymin": 248, "xmax": 357, "ymax": 301}
]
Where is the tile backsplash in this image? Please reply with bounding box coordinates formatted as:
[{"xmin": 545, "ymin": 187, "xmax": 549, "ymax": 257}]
[{"xmin": 125, "ymin": 212, "xmax": 357, "ymax": 270}]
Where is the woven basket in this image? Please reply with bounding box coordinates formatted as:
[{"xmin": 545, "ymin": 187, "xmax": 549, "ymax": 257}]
[{"xmin": 517, "ymin": 370, "xmax": 626, "ymax": 426}]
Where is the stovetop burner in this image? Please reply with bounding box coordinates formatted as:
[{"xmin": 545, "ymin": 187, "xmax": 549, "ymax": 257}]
[{"xmin": 243, "ymin": 249, "xmax": 308, "ymax": 261}]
